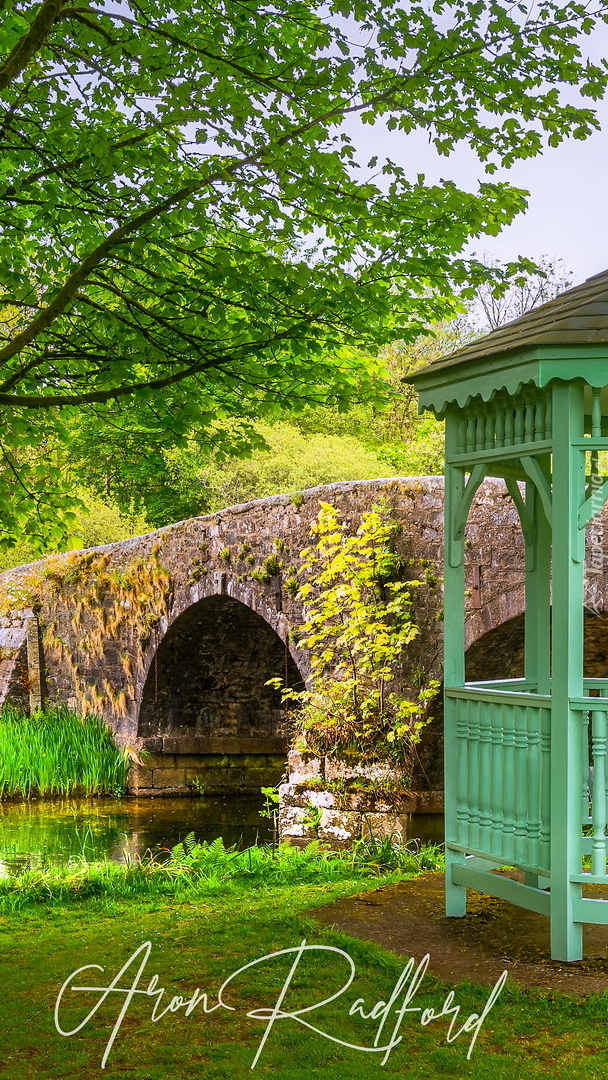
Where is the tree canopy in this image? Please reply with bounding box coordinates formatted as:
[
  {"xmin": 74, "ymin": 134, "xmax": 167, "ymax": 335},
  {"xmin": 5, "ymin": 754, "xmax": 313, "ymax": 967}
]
[{"xmin": 1, "ymin": 0, "xmax": 607, "ymax": 550}]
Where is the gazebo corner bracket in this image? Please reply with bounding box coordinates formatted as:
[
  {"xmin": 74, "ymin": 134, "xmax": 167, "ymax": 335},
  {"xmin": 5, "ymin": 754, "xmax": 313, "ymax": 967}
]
[
  {"xmin": 578, "ymin": 478, "xmax": 608, "ymax": 530},
  {"xmin": 504, "ymin": 476, "xmax": 535, "ymax": 549},
  {"xmin": 520, "ymin": 456, "xmax": 553, "ymax": 526},
  {"xmin": 452, "ymin": 463, "xmax": 487, "ymax": 544}
]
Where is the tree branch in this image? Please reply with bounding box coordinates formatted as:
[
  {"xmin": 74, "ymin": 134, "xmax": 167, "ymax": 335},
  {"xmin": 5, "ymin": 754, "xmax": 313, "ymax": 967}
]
[
  {"xmin": 0, "ymin": 130, "xmax": 161, "ymax": 201},
  {"xmin": 0, "ymin": 358, "xmax": 217, "ymax": 407},
  {"xmin": 0, "ymin": 150, "xmax": 265, "ymax": 369},
  {"xmin": 0, "ymin": 0, "xmax": 66, "ymax": 90}
]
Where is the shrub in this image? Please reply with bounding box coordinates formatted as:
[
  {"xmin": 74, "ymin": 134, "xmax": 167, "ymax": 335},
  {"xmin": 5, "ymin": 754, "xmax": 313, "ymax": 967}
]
[{"xmin": 270, "ymin": 502, "xmax": 437, "ymax": 772}]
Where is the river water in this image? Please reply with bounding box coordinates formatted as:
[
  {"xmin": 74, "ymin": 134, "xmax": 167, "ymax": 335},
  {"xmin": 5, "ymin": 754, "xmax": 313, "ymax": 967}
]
[{"xmin": 0, "ymin": 797, "xmax": 444, "ymax": 876}]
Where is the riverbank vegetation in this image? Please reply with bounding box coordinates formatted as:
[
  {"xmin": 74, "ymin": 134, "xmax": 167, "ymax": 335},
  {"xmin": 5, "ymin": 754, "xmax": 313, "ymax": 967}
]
[
  {"xmin": 0, "ymin": 835, "xmax": 444, "ymax": 913},
  {"xmin": 0, "ymin": 705, "xmax": 130, "ymax": 798}
]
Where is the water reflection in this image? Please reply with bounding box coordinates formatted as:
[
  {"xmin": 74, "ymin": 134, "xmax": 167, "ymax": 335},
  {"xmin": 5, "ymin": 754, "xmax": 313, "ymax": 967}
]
[
  {"xmin": 0, "ymin": 797, "xmax": 445, "ymax": 876},
  {"xmin": 0, "ymin": 795, "xmax": 274, "ymax": 876}
]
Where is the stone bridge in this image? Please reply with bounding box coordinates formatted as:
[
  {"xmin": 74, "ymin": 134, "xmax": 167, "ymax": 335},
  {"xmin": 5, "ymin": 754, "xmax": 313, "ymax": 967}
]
[{"xmin": 1, "ymin": 476, "xmax": 607, "ymax": 800}]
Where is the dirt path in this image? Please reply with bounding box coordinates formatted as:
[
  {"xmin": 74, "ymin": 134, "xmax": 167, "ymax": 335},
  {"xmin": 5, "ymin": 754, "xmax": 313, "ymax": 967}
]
[{"xmin": 313, "ymin": 870, "xmax": 608, "ymax": 996}]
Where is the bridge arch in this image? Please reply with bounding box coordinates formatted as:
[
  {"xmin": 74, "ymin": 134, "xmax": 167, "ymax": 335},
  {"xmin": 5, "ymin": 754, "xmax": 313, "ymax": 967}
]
[
  {"xmin": 132, "ymin": 594, "xmax": 304, "ymax": 796},
  {"xmin": 138, "ymin": 592, "xmax": 303, "ymax": 745}
]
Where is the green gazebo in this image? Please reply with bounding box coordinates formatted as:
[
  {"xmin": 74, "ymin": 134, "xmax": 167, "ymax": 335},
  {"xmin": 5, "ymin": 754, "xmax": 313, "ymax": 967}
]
[{"xmin": 408, "ymin": 269, "xmax": 608, "ymax": 961}]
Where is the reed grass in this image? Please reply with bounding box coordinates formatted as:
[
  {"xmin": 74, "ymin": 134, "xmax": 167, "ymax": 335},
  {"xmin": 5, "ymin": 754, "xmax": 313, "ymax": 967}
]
[{"xmin": 0, "ymin": 704, "xmax": 130, "ymax": 798}]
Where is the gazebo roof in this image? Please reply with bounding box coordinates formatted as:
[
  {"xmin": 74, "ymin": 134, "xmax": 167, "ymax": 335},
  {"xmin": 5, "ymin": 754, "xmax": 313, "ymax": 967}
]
[
  {"xmin": 407, "ymin": 267, "xmax": 608, "ymax": 412},
  {"xmin": 420, "ymin": 267, "xmax": 608, "ymax": 375}
]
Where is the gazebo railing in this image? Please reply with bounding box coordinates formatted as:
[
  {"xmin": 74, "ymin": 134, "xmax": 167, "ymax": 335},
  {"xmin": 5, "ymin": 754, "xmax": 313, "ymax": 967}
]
[
  {"xmin": 465, "ymin": 677, "xmax": 536, "ymax": 693},
  {"xmin": 571, "ymin": 687, "xmax": 608, "ymax": 882},
  {"xmin": 446, "ymin": 686, "xmax": 551, "ymax": 873},
  {"xmin": 448, "ymin": 679, "xmax": 608, "ymax": 884}
]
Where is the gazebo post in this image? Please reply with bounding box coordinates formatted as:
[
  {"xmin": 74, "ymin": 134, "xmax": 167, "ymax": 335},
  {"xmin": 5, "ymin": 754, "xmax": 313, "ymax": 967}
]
[
  {"xmin": 549, "ymin": 381, "xmax": 585, "ymax": 959},
  {"xmin": 521, "ymin": 466, "xmax": 551, "ymax": 892},
  {"xmin": 444, "ymin": 409, "xmax": 467, "ymax": 916}
]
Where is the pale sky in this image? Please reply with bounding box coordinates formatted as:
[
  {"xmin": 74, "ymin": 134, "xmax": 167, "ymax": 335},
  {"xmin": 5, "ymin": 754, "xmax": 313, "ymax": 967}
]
[
  {"xmin": 350, "ymin": 97, "xmax": 608, "ymax": 287},
  {"xmin": 464, "ymin": 102, "xmax": 608, "ymax": 285}
]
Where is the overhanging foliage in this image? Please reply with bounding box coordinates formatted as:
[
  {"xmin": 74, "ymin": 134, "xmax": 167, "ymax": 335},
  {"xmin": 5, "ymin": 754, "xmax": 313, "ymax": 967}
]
[{"xmin": 1, "ymin": 0, "xmax": 607, "ymax": 547}]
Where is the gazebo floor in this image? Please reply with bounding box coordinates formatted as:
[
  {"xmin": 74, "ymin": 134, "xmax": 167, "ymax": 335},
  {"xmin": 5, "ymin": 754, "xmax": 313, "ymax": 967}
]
[{"xmin": 313, "ymin": 870, "xmax": 608, "ymax": 995}]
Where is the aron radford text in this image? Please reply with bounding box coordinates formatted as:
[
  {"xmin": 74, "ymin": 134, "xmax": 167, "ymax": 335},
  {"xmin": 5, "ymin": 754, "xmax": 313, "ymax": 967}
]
[{"xmin": 54, "ymin": 940, "xmax": 508, "ymax": 1070}]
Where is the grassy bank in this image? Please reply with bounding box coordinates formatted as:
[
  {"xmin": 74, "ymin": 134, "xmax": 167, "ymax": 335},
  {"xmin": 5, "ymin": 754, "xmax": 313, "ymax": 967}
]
[
  {"xmin": 0, "ymin": 834, "xmax": 444, "ymax": 912},
  {"xmin": 1, "ymin": 842, "xmax": 608, "ymax": 1080},
  {"xmin": 0, "ymin": 705, "xmax": 130, "ymax": 797}
]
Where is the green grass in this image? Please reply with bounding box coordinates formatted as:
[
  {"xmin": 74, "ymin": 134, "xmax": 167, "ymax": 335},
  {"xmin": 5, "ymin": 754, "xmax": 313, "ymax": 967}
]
[
  {"xmin": 0, "ymin": 704, "xmax": 130, "ymax": 798},
  {"xmin": 2, "ymin": 846, "xmax": 608, "ymax": 1080}
]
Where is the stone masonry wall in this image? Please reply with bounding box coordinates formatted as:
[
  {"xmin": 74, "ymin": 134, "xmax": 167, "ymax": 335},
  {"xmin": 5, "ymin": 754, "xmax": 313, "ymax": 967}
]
[{"xmin": 279, "ymin": 748, "xmax": 443, "ymax": 849}]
